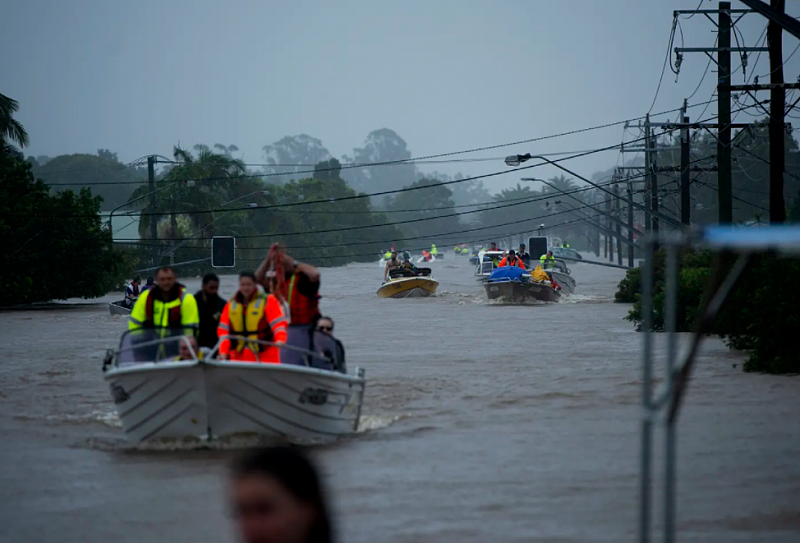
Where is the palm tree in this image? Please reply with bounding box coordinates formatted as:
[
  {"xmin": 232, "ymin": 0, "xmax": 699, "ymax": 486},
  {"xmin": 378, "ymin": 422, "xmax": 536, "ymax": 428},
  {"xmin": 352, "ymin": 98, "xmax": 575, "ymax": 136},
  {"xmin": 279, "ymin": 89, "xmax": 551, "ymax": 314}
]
[
  {"xmin": 0, "ymin": 93, "xmax": 29, "ymax": 154},
  {"xmin": 128, "ymin": 146, "xmax": 248, "ymax": 240},
  {"xmin": 543, "ymin": 175, "xmax": 579, "ymax": 196}
]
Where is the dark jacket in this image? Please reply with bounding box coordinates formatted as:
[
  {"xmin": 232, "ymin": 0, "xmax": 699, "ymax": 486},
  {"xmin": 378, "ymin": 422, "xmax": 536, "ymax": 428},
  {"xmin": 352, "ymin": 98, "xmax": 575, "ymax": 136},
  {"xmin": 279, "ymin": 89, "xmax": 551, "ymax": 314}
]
[{"xmin": 195, "ymin": 290, "xmax": 227, "ymax": 349}]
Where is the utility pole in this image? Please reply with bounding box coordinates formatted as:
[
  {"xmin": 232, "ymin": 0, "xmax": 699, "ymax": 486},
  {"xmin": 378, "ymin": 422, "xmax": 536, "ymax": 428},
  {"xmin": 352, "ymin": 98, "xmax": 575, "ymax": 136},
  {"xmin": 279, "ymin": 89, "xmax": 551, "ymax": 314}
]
[
  {"xmin": 681, "ymin": 102, "xmax": 692, "ymax": 225},
  {"xmin": 147, "ymin": 156, "xmax": 157, "ymax": 261},
  {"xmin": 718, "ymin": 2, "xmax": 733, "ymax": 223},
  {"xmin": 769, "ymin": 0, "xmax": 786, "ymax": 223},
  {"xmin": 608, "ymin": 192, "xmax": 614, "ymax": 261},
  {"xmin": 615, "ymin": 184, "xmax": 623, "ymax": 265},
  {"xmin": 627, "ymin": 182, "xmax": 635, "ymax": 267},
  {"xmin": 649, "ymin": 121, "xmax": 660, "ymax": 235},
  {"xmin": 644, "ymin": 116, "xmax": 653, "ymax": 233}
]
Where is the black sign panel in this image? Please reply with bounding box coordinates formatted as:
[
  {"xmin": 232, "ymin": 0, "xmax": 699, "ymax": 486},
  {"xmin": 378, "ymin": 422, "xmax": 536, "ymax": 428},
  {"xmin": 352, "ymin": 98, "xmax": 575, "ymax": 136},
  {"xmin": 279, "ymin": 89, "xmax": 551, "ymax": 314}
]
[{"xmin": 212, "ymin": 236, "xmax": 236, "ymax": 268}]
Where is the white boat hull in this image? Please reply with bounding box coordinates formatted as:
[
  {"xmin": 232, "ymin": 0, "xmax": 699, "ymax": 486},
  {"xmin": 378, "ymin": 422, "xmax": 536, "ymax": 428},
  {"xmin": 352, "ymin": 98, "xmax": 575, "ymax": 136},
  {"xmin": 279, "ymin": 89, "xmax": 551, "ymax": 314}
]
[
  {"xmin": 105, "ymin": 361, "xmax": 366, "ymax": 444},
  {"xmin": 546, "ymin": 270, "xmax": 576, "ymax": 294},
  {"xmin": 109, "ymin": 301, "xmax": 132, "ymax": 315}
]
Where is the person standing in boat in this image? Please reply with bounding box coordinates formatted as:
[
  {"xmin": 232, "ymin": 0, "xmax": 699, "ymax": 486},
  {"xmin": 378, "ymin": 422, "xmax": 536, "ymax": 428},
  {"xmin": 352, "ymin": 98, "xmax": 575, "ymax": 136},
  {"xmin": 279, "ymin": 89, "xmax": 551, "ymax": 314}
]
[
  {"xmin": 217, "ymin": 272, "xmax": 287, "ymax": 363},
  {"xmin": 498, "ymin": 249, "xmax": 525, "ymax": 269},
  {"xmin": 124, "ymin": 276, "xmax": 141, "ymax": 309},
  {"xmin": 383, "ymin": 250, "xmax": 402, "ymax": 281},
  {"xmin": 540, "ymin": 250, "xmax": 557, "ymax": 269},
  {"xmin": 517, "ymin": 244, "xmax": 531, "ymax": 266},
  {"xmin": 195, "ymin": 273, "xmax": 227, "ymax": 349},
  {"xmin": 255, "ymin": 244, "xmax": 322, "ymax": 366},
  {"xmin": 128, "ymin": 266, "xmax": 199, "ymax": 336}
]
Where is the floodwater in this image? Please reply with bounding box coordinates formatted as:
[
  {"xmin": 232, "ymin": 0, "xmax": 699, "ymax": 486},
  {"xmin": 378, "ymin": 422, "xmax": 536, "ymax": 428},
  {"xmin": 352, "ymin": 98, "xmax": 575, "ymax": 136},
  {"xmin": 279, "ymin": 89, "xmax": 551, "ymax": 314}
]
[{"xmin": 1, "ymin": 254, "xmax": 798, "ymax": 543}]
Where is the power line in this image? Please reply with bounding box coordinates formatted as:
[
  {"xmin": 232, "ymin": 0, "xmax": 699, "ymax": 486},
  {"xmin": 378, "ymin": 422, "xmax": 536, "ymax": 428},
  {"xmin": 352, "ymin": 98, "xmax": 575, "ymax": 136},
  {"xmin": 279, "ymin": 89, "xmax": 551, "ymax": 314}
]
[
  {"xmin": 114, "ymin": 196, "xmax": 621, "ymax": 252},
  {"xmin": 651, "ymin": 17, "xmax": 679, "ymax": 113},
  {"xmin": 39, "ymin": 100, "xmax": 719, "ymax": 186},
  {"xmin": 21, "ymin": 129, "xmax": 666, "ymax": 220}
]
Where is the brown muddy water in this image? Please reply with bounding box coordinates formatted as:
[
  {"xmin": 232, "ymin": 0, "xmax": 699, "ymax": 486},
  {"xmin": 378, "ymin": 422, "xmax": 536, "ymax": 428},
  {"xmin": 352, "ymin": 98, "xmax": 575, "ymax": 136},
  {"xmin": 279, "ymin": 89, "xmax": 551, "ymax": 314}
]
[{"xmin": 1, "ymin": 254, "xmax": 798, "ymax": 542}]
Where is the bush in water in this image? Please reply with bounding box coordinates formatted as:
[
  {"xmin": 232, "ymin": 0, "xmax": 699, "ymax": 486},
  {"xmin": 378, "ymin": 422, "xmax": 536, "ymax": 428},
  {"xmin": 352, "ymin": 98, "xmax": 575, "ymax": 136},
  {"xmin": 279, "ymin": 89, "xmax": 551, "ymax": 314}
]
[
  {"xmin": 0, "ymin": 154, "xmax": 127, "ymax": 305},
  {"xmin": 617, "ymin": 248, "xmax": 800, "ymax": 374}
]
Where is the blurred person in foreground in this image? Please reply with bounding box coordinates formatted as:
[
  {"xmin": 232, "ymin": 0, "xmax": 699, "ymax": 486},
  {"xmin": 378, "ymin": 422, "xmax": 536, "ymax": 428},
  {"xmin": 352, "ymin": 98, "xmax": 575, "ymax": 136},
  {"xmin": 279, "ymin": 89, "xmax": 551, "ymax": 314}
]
[{"xmin": 230, "ymin": 446, "xmax": 333, "ymax": 543}]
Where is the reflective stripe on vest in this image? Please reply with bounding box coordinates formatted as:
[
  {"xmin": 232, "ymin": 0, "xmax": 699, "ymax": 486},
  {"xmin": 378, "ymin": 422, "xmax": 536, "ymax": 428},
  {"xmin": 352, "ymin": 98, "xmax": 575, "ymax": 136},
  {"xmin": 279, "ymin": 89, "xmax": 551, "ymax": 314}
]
[{"xmin": 228, "ymin": 293, "xmax": 271, "ymax": 353}]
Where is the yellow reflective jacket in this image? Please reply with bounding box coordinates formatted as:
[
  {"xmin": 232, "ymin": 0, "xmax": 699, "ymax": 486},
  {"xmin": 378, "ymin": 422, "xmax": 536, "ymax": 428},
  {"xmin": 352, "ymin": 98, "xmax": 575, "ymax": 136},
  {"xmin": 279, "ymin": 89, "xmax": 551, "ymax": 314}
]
[{"xmin": 128, "ymin": 288, "xmax": 199, "ymax": 335}]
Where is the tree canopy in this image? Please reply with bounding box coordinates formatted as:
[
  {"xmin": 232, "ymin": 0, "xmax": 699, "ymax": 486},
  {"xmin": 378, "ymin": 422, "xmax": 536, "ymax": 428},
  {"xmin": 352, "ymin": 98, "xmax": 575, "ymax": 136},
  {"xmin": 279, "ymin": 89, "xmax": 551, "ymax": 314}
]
[
  {"xmin": 32, "ymin": 150, "xmax": 146, "ymax": 209},
  {"xmin": 0, "ymin": 154, "xmax": 126, "ymax": 305}
]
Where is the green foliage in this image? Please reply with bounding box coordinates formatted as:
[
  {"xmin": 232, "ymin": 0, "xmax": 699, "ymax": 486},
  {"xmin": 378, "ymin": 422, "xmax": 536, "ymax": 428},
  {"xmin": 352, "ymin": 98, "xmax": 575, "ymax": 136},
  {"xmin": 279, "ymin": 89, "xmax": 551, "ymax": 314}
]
[
  {"xmin": 617, "ymin": 247, "xmax": 800, "ymax": 374},
  {"xmin": 33, "ymin": 151, "xmax": 146, "ymax": 209},
  {"xmin": 0, "ymin": 92, "xmax": 29, "ymax": 151},
  {"xmin": 313, "ymin": 158, "xmax": 342, "ymax": 181},
  {"xmin": 384, "ymin": 179, "xmax": 461, "ymax": 245},
  {"xmin": 0, "ymin": 155, "xmax": 127, "ymax": 305}
]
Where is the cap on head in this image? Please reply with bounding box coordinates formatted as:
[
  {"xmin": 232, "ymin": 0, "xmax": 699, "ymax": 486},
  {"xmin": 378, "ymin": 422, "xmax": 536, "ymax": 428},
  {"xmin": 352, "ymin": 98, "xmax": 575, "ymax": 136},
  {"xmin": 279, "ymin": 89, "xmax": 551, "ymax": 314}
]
[{"xmin": 508, "ymin": 249, "xmax": 516, "ymax": 256}]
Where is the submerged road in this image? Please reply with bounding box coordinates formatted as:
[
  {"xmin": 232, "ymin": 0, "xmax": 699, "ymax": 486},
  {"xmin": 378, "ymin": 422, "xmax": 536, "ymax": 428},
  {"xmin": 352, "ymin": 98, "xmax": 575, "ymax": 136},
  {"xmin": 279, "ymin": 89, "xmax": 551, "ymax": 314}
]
[{"xmin": 1, "ymin": 254, "xmax": 798, "ymax": 542}]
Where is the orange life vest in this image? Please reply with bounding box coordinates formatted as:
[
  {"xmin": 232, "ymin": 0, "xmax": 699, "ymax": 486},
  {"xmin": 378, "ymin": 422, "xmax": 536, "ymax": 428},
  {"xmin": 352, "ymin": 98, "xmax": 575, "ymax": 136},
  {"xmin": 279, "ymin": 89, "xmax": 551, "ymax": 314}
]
[{"xmin": 288, "ymin": 273, "xmax": 320, "ymax": 326}]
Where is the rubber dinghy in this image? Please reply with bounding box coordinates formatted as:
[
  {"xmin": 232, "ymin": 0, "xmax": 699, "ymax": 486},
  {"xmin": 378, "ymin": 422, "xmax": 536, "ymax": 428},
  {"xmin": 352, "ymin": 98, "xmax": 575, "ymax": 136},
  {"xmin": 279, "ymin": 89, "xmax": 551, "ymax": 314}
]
[
  {"xmin": 102, "ymin": 330, "xmax": 366, "ymax": 444},
  {"xmin": 377, "ymin": 268, "xmax": 438, "ymax": 298},
  {"xmin": 484, "ymin": 266, "xmax": 561, "ymax": 302}
]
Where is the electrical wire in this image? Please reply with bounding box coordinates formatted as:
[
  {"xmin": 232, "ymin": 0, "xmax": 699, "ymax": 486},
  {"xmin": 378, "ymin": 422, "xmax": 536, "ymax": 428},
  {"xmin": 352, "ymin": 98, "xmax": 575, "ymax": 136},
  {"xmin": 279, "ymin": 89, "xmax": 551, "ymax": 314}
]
[
  {"xmin": 38, "ymin": 100, "xmax": 718, "ymax": 185},
  {"xmin": 650, "ymin": 17, "xmax": 679, "ymax": 113}
]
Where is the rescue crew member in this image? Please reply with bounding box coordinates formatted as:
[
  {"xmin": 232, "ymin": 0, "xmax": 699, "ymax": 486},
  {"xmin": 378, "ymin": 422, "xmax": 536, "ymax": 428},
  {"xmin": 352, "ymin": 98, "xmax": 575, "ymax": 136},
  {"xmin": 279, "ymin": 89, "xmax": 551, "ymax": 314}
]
[
  {"xmin": 383, "ymin": 250, "xmax": 402, "ymax": 281},
  {"xmin": 430, "ymin": 244, "xmax": 438, "ymax": 257},
  {"xmin": 498, "ymin": 249, "xmax": 525, "ymax": 269},
  {"xmin": 195, "ymin": 272, "xmax": 227, "ymax": 349},
  {"xmin": 128, "ymin": 266, "xmax": 199, "ymax": 336},
  {"xmin": 540, "ymin": 250, "xmax": 557, "ymax": 269},
  {"xmin": 255, "ymin": 245, "xmax": 322, "ymax": 366},
  {"xmin": 489, "ymin": 242, "xmax": 499, "ymax": 251},
  {"xmin": 217, "ymin": 271, "xmax": 287, "ymax": 363},
  {"xmin": 517, "ymin": 244, "xmax": 531, "ymax": 266},
  {"xmin": 124, "ymin": 276, "xmax": 141, "ymax": 308}
]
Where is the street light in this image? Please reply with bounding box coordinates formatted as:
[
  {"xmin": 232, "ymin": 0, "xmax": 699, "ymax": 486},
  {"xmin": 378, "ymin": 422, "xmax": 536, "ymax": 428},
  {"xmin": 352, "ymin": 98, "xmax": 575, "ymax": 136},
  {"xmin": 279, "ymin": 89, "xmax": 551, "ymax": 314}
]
[{"xmin": 107, "ymin": 180, "xmax": 195, "ymax": 233}]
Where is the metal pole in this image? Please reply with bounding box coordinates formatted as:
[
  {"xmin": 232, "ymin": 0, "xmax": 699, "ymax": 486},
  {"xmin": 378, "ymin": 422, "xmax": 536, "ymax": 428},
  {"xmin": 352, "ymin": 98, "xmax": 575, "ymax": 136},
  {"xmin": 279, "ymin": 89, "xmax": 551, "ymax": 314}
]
[
  {"xmin": 651, "ymin": 126, "xmax": 660, "ymax": 235},
  {"xmin": 639, "ymin": 239, "xmax": 655, "ymax": 543},
  {"xmin": 628, "ymin": 184, "xmax": 635, "ymax": 267},
  {"xmin": 644, "ymin": 116, "xmax": 653, "ymax": 233},
  {"xmin": 718, "ymin": 2, "xmax": 733, "ymax": 223},
  {"xmin": 147, "ymin": 156, "xmax": 157, "ymax": 241},
  {"xmin": 616, "ymin": 184, "xmax": 623, "ymax": 265},
  {"xmin": 681, "ymin": 114, "xmax": 691, "ymax": 225},
  {"xmin": 769, "ymin": 0, "xmax": 786, "ymax": 223},
  {"xmin": 664, "ymin": 244, "xmax": 679, "ymax": 543}
]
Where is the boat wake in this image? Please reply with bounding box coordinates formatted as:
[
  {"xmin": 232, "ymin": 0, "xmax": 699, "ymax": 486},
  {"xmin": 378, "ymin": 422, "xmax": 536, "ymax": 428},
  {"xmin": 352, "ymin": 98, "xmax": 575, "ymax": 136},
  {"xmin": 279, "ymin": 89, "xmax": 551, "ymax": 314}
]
[{"xmin": 76, "ymin": 411, "xmax": 400, "ymax": 451}]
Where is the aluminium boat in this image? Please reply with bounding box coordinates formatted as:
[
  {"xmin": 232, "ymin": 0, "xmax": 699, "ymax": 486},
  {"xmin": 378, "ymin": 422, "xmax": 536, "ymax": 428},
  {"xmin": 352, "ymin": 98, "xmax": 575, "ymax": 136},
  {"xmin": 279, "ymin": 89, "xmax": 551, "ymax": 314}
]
[{"xmin": 102, "ymin": 331, "xmax": 366, "ymax": 444}]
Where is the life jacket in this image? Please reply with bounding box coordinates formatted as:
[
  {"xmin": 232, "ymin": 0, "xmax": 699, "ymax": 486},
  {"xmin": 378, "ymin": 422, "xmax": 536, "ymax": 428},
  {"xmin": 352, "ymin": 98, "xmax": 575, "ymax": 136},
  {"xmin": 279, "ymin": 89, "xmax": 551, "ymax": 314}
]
[
  {"xmin": 288, "ymin": 273, "xmax": 320, "ymax": 326},
  {"xmin": 227, "ymin": 293, "xmax": 272, "ymax": 353},
  {"xmin": 144, "ymin": 287, "xmax": 186, "ymax": 329}
]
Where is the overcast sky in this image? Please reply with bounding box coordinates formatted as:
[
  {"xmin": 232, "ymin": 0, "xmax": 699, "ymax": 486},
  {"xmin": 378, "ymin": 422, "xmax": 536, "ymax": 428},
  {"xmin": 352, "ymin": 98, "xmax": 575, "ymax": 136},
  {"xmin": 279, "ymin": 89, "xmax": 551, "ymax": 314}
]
[{"xmin": 3, "ymin": 0, "xmax": 800, "ymax": 190}]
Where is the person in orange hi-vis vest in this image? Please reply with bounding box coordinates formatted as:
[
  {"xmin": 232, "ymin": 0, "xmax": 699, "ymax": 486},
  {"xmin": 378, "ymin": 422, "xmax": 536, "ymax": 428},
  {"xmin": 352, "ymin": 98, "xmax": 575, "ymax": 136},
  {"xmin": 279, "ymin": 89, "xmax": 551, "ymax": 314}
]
[
  {"xmin": 497, "ymin": 249, "xmax": 525, "ymax": 269},
  {"xmin": 217, "ymin": 271, "xmax": 288, "ymax": 363}
]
